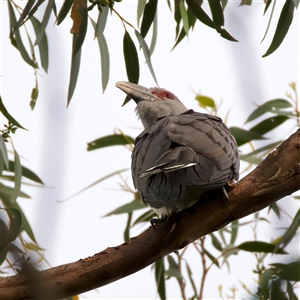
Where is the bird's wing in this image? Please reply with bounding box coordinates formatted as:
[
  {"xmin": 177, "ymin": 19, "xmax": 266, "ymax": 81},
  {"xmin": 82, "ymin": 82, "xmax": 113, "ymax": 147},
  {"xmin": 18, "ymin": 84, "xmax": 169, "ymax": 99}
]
[{"xmin": 131, "ymin": 111, "xmax": 239, "ymax": 208}]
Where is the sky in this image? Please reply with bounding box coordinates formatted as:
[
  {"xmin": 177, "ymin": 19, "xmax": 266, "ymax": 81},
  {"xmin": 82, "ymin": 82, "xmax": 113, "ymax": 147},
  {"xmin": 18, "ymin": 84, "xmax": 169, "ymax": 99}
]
[{"xmin": 1, "ymin": 1, "xmax": 299, "ymax": 299}]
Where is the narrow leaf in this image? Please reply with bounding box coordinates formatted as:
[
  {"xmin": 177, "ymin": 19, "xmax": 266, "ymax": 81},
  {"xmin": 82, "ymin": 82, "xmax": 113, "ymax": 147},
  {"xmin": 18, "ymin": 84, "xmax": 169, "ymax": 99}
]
[
  {"xmin": 140, "ymin": 0, "xmax": 158, "ymax": 38},
  {"xmin": 0, "ymin": 135, "xmax": 9, "ymax": 170},
  {"xmin": 56, "ymin": 0, "xmax": 73, "ymax": 25},
  {"xmin": 87, "ymin": 134, "xmax": 134, "ymax": 151},
  {"xmin": 90, "ymin": 17, "xmax": 110, "ymax": 92},
  {"xmin": 135, "ymin": 30, "xmax": 158, "ymax": 85},
  {"xmin": 208, "ymin": 0, "xmax": 224, "ymax": 26},
  {"xmin": 186, "ymin": 262, "xmax": 198, "ymax": 296},
  {"xmin": 104, "ymin": 199, "xmax": 145, "ymax": 217},
  {"xmin": 13, "ymin": 0, "xmax": 35, "ymax": 31},
  {"xmin": 259, "ymin": 269, "xmax": 273, "ymax": 299},
  {"xmin": 123, "ymin": 31, "xmax": 139, "ymax": 85},
  {"xmin": 237, "ymin": 241, "xmax": 287, "ymax": 254},
  {"xmin": 250, "ymin": 116, "xmax": 289, "ymax": 135},
  {"xmin": 67, "ymin": 37, "xmax": 82, "ymax": 106},
  {"xmin": 132, "ymin": 209, "xmax": 156, "ymax": 226},
  {"xmin": 0, "ymin": 192, "xmax": 36, "ymax": 242},
  {"xmin": 210, "ymin": 233, "xmax": 223, "ymax": 251},
  {"xmin": 149, "ymin": 10, "xmax": 158, "ymax": 55},
  {"xmin": 10, "ymin": 149, "xmax": 22, "ymax": 203},
  {"xmin": 30, "ymin": 16, "xmax": 49, "ymax": 73},
  {"xmin": 204, "ymin": 249, "xmax": 220, "ymax": 267},
  {"xmin": 4, "ymin": 208, "xmax": 22, "ymax": 244},
  {"xmin": 94, "ymin": 6, "xmax": 109, "ymax": 38},
  {"xmin": 123, "ymin": 212, "xmax": 132, "ymax": 242},
  {"xmin": 274, "ymin": 209, "xmax": 300, "ymax": 252},
  {"xmin": 271, "ymin": 262, "xmax": 300, "ymax": 281},
  {"xmin": 137, "ymin": 0, "xmax": 147, "ymax": 27},
  {"xmin": 155, "ymin": 258, "xmax": 166, "ymax": 300},
  {"xmin": 34, "ymin": 0, "xmax": 53, "ymax": 46},
  {"xmin": 8, "ymin": 161, "xmax": 44, "ymax": 184},
  {"xmin": 7, "ymin": 1, "xmax": 38, "ymax": 69},
  {"xmin": 245, "ymin": 99, "xmax": 292, "ymax": 123},
  {"xmin": 230, "ymin": 220, "xmax": 238, "ymax": 245},
  {"xmin": 263, "ymin": 0, "xmax": 294, "ymax": 57},
  {"xmin": 179, "ymin": 0, "xmax": 189, "ymax": 35},
  {"xmin": 229, "ymin": 127, "xmax": 265, "ymax": 146}
]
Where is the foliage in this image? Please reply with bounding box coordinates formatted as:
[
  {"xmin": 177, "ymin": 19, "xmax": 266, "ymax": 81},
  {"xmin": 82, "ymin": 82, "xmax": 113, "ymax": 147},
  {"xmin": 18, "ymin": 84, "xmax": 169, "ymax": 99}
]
[
  {"xmin": 3, "ymin": 0, "xmax": 299, "ymax": 108},
  {"xmin": 1, "ymin": 1, "xmax": 299, "ymax": 299}
]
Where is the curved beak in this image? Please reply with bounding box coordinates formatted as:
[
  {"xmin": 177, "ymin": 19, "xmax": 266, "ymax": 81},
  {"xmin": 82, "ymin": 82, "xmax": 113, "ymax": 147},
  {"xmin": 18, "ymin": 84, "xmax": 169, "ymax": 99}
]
[{"xmin": 116, "ymin": 81, "xmax": 154, "ymax": 104}]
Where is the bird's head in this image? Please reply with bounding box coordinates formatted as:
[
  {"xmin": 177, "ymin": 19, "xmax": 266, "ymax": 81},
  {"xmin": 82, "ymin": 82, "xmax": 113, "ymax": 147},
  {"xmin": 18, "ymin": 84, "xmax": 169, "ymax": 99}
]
[{"xmin": 116, "ymin": 81, "xmax": 188, "ymax": 128}]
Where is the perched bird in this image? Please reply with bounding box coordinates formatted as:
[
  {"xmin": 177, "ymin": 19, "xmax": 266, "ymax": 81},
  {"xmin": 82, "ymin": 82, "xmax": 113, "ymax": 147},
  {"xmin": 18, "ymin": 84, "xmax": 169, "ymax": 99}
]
[{"xmin": 116, "ymin": 81, "xmax": 239, "ymax": 217}]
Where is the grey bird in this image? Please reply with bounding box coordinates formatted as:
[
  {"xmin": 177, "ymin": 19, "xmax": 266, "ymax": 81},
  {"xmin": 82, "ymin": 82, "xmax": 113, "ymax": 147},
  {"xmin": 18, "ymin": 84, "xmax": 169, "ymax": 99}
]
[{"xmin": 116, "ymin": 81, "xmax": 240, "ymax": 217}]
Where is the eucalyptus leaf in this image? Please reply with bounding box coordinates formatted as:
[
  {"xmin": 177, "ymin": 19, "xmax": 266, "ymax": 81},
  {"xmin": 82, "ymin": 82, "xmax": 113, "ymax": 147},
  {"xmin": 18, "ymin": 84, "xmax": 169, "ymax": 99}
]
[
  {"xmin": 271, "ymin": 261, "xmax": 300, "ymax": 281},
  {"xmin": 135, "ymin": 30, "xmax": 158, "ymax": 85},
  {"xmin": 229, "ymin": 127, "xmax": 265, "ymax": 146},
  {"xmin": 87, "ymin": 134, "xmax": 134, "ymax": 151},
  {"xmin": 103, "ymin": 199, "xmax": 145, "ymax": 217},
  {"xmin": 210, "ymin": 233, "xmax": 223, "ymax": 251},
  {"xmin": 67, "ymin": 37, "xmax": 82, "ymax": 106},
  {"xmin": 0, "ymin": 135, "xmax": 9, "ymax": 170},
  {"xmin": 95, "ymin": 6, "xmax": 109, "ymax": 38},
  {"xmin": 179, "ymin": 0, "xmax": 189, "ymax": 35},
  {"xmin": 13, "ymin": 0, "xmax": 35, "ymax": 31},
  {"xmin": 195, "ymin": 95, "xmax": 216, "ymax": 109},
  {"xmin": 140, "ymin": 0, "xmax": 158, "ymax": 38},
  {"xmin": 245, "ymin": 99, "xmax": 292, "ymax": 123},
  {"xmin": 208, "ymin": 0, "xmax": 224, "ymax": 27},
  {"xmin": 8, "ymin": 161, "xmax": 44, "ymax": 184},
  {"xmin": 11, "ymin": 149, "xmax": 22, "ymax": 203},
  {"xmin": 237, "ymin": 241, "xmax": 287, "ymax": 254},
  {"xmin": 56, "ymin": 0, "xmax": 73, "ymax": 25},
  {"xmin": 263, "ymin": 0, "xmax": 294, "ymax": 57},
  {"xmin": 132, "ymin": 209, "xmax": 156, "ymax": 226},
  {"xmin": 34, "ymin": 0, "xmax": 52, "ymax": 46},
  {"xmin": 155, "ymin": 258, "xmax": 166, "ymax": 300},
  {"xmin": 250, "ymin": 116, "xmax": 289, "ymax": 135},
  {"xmin": 123, "ymin": 31, "xmax": 139, "ymax": 86}
]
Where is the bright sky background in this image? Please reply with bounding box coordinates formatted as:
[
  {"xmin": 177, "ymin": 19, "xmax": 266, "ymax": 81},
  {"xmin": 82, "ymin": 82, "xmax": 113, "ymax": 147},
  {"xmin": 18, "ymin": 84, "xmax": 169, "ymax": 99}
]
[{"xmin": 1, "ymin": 1, "xmax": 299, "ymax": 299}]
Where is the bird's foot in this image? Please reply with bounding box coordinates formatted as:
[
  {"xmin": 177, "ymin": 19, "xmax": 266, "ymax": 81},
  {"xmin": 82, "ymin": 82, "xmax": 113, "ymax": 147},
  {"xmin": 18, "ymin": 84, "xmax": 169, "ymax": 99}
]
[{"xmin": 150, "ymin": 215, "xmax": 167, "ymax": 228}]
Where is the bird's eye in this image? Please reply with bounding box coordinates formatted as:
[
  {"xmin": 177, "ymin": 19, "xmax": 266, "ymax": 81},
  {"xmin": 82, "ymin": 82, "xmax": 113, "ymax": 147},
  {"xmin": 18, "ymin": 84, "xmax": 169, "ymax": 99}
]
[{"xmin": 162, "ymin": 91, "xmax": 174, "ymax": 99}]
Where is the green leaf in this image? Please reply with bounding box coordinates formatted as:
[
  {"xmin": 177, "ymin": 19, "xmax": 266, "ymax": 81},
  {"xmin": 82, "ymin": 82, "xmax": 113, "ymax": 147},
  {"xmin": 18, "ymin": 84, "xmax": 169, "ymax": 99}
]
[
  {"xmin": 123, "ymin": 31, "xmax": 139, "ymax": 88},
  {"xmin": 240, "ymin": 141, "xmax": 282, "ymax": 160},
  {"xmin": 237, "ymin": 241, "xmax": 287, "ymax": 254},
  {"xmin": 87, "ymin": 134, "xmax": 134, "ymax": 151},
  {"xmin": 8, "ymin": 161, "xmax": 44, "ymax": 184},
  {"xmin": 208, "ymin": 0, "xmax": 224, "ymax": 27},
  {"xmin": 67, "ymin": 36, "xmax": 82, "ymax": 106},
  {"xmin": 204, "ymin": 249, "xmax": 220, "ymax": 268},
  {"xmin": 34, "ymin": 0, "xmax": 52, "ymax": 47},
  {"xmin": 2, "ymin": 208, "xmax": 22, "ymax": 245},
  {"xmin": 72, "ymin": 6, "xmax": 88, "ymax": 58},
  {"xmin": 137, "ymin": 0, "xmax": 147, "ymax": 27},
  {"xmin": 230, "ymin": 220, "xmax": 238, "ymax": 245},
  {"xmin": 250, "ymin": 116, "xmax": 289, "ymax": 135},
  {"xmin": 264, "ymin": 0, "xmax": 273, "ymax": 15},
  {"xmin": 179, "ymin": 0, "xmax": 189, "ymax": 35},
  {"xmin": 263, "ymin": 0, "xmax": 295, "ymax": 57},
  {"xmin": 94, "ymin": 6, "xmax": 109, "ymax": 38},
  {"xmin": 286, "ymin": 280, "xmax": 295, "ymax": 300},
  {"xmin": 13, "ymin": 0, "xmax": 35, "ymax": 31},
  {"xmin": 259, "ymin": 269, "xmax": 273, "ymax": 299},
  {"xmin": 195, "ymin": 95, "xmax": 216, "ymax": 109},
  {"xmin": 186, "ymin": 262, "xmax": 198, "ymax": 296},
  {"xmin": 30, "ymin": 16, "xmax": 49, "ymax": 74},
  {"xmin": 155, "ymin": 258, "xmax": 166, "ymax": 300},
  {"xmin": 186, "ymin": 0, "xmax": 237, "ymax": 41},
  {"xmin": 132, "ymin": 209, "xmax": 156, "ymax": 226},
  {"xmin": 29, "ymin": 75, "xmax": 39, "ymax": 110},
  {"xmin": 167, "ymin": 255, "xmax": 178, "ymax": 268},
  {"xmin": 10, "ymin": 149, "xmax": 22, "ymax": 203},
  {"xmin": 293, "ymin": 0, "xmax": 299, "ymax": 8},
  {"xmin": 90, "ymin": 17, "xmax": 110, "ymax": 93},
  {"xmin": 0, "ymin": 192, "xmax": 36, "ymax": 242},
  {"xmin": 135, "ymin": 30, "xmax": 158, "ymax": 85},
  {"xmin": 7, "ymin": 1, "xmax": 38, "ymax": 69},
  {"xmin": 140, "ymin": 0, "xmax": 158, "ymax": 38},
  {"xmin": 149, "ymin": 9, "xmax": 158, "ymax": 55},
  {"xmin": 274, "ymin": 209, "xmax": 300, "ymax": 252},
  {"xmin": 0, "ymin": 184, "xmax": 31, "ymax": 199},
  {"xmin": 104, "ymin": 199, "xmax": 145, "ymax": 217},
  {"xmin": 269, "ymin": 202, "xmax": 281, "ymax": 219},
  {"xmin": 271, "ymin": 262, "xmax": 300, "ymax": 281},
  {"xmin": 229, "ymin": 127, "xmax": 265, "ymax": 146},
  {"xmin": 210, "ymin": 233, "xmax": 223, "ymax": 251},
  {"xmin": 0, "ymin": 135, "xmax": 9, "ymax": 170},
  {"xmin": 0, "ymin": 97, "xmax": 27, "ymax": 130},
  {"xmin": 56, "ymin": 0, "xmax": 73, "ymax": 25},
  {"xmin": 245, "ymin": 99, "xmax": 292, "ymax": 123},
  {"xmin": 165, "ymin": 268, "xmax": 183, "ymax": 280}
]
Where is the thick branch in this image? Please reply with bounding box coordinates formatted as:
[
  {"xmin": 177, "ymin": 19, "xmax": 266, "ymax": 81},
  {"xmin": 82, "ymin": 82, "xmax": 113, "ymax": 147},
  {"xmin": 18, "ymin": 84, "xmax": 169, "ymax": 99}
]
[{"xmin": 1, "ymin": 129, "xmax": 299, "ymax": 299}]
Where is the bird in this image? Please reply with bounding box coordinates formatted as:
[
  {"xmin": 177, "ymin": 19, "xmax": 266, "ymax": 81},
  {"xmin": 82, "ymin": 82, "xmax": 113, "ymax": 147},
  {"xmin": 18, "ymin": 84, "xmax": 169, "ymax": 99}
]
[{"xmin": 116, "ymin": 81, "xmax": 240, "ymax": 217}]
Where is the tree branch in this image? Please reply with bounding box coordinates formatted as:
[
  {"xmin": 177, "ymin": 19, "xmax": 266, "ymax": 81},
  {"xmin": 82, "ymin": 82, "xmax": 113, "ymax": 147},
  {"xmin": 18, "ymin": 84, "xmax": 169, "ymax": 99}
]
[{"xmin": 1, "ymin": 129, "xmax": 299, "ymax": 299}]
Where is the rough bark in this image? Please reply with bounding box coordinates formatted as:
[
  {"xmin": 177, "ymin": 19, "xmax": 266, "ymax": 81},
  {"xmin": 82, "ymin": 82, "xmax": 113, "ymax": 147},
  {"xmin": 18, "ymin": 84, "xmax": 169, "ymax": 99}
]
[{"xmin": 1, "ymin": 129, "xmax": 299, "ymax": 300}]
